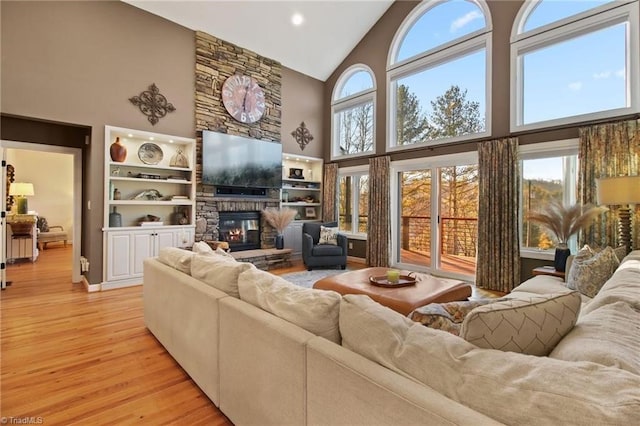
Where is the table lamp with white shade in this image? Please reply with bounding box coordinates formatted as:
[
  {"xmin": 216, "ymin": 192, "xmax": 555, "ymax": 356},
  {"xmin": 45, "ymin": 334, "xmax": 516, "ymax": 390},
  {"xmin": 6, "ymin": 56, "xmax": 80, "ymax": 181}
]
[
  {"xmin": 596, "ymin": 175, "xmax": 640, "ymax": 253},
  {"xmin": 9, "ymin": 182, "xmax": 34, "ymax": 214}
]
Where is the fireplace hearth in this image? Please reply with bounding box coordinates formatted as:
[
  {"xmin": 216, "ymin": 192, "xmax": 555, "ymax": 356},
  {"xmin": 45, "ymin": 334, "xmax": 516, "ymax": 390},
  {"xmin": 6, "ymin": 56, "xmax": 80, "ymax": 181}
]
[{"xmin": 218, "ymin": 211, "xmax": 261, "ymax": 251}]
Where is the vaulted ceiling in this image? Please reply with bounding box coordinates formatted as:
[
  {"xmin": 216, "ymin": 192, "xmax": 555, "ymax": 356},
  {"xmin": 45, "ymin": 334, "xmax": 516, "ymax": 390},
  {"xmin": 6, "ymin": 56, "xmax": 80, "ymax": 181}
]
[{"xmin": 123, "ymin": 0, "xmax": 394, "ymax": 81}]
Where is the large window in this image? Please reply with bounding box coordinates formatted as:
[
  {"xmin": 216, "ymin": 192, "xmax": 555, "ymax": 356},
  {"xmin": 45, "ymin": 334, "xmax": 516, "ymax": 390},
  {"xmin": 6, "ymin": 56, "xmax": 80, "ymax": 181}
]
[
  {"xmin": 338, "ymin": 168, "xmax": 369, "ymax": 236},
  {"xmin": 520, "ymin": 140, "xmax": 579, "ymax": 257},
  {"xmin": 331, "ymin": 65, "xmax": 375, "ymax": 159},
  {"xmin": 387, "ymin": 0, "xmax": 491, "ymax": 149},
  {"xmin": 392, "ymin": 153, "xmax": 478, "ymax": 279},
  {"xmin": 511, "ymin": 0, "xmax": 639, "ymax": 131}
]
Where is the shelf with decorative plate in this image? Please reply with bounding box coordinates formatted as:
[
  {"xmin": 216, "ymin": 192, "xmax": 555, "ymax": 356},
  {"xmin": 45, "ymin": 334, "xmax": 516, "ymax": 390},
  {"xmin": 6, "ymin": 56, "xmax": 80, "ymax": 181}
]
[{"xmin": 103, "ymin": 125, "xmax": 196, "ymax": 289}]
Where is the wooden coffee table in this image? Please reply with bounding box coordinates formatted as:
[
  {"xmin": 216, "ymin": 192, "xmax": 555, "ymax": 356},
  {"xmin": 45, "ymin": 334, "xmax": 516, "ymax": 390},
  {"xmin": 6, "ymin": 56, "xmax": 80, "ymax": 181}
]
[{"xmin": 313, "ymin": 267, "xmax": 472, "ymax": 315}]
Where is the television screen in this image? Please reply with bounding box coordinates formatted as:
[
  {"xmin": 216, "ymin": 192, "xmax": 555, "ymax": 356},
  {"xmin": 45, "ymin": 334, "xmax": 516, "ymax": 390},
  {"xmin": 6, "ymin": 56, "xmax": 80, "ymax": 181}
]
[{"xmin": 202, "ymin": 131, "xmax": 282, "ymax": 189}]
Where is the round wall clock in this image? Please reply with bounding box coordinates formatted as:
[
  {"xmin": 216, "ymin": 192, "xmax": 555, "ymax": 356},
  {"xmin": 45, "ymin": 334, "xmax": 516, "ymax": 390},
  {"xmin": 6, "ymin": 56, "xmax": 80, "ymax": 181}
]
[{"xmin": 221, "ymin": 74, "xmax": 266, "ymax": 123}]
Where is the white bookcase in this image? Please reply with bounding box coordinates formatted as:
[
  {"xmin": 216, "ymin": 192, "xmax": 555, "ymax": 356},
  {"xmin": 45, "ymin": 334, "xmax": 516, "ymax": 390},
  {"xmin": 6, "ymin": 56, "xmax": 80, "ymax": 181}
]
[
  {"xmin": 102, "ymin": 125, "xmax": 196, "ymax": 289},
  {"xmin": 281, "ymin": 153, "xmax": 323, "ymax": 221},
  {"xmin": 281, "ymin": 153, "xmax": 323, "ymax": 259}
]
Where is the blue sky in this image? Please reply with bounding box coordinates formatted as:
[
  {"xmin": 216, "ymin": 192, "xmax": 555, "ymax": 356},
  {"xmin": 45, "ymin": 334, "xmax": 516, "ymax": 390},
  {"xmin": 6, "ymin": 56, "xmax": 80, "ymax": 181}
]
[{"xmin": 395, "ymin": 0, "xmax": 626, "ymax": 126}]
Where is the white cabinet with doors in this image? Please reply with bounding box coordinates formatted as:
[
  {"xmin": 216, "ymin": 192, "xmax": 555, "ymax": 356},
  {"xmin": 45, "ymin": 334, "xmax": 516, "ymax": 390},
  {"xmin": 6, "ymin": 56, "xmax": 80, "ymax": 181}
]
[{"xmin": 102, "ymin": 125, "xmax": 196, "ymax": 289}]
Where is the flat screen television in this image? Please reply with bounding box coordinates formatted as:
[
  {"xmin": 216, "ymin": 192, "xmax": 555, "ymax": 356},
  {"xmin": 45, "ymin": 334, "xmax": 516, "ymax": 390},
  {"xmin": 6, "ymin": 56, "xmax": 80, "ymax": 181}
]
[{"xmin": 202, "ymin": 130, "xmax": 282, "ymax": 189}]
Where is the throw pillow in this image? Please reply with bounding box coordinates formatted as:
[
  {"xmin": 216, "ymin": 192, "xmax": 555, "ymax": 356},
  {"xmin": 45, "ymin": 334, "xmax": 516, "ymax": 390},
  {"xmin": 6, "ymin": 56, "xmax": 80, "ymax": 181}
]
[
  {"xmin": 238, "ymin": 267, "xmax": 342, "ymax": 343},
  {"xmin": 409, "ymin": 299, "xmax": 502, "ymax": 336},
  {"xmin": 566, "ymin": 246, "xmax": 619, "ymax": 297},
  {"xmin": 37, "ymin": 217, "xmax": 49, "ymax": 233},
  {"xmin": 318, "ymin": 226, "xmax": 338, "ymax": 245},
  {"xmin": 459, "ymin": 292, "xmax": 581, "ymax": 356},
  {"xmin": 157, "ymin": 247, "xmax": 195, "ymax": 274},
  {"xmin": 192, "ymin": 241, "xmax": 215, "ymax": 255},
  {"xmin": 190, "ymin": 253, "xmax": 253, "ymax": 298}
]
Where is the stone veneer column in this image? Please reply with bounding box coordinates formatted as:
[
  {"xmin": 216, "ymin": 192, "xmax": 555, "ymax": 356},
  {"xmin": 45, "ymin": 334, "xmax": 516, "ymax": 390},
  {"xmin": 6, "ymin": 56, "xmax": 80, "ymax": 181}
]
[{"xmin": 194, "ymin": 31, "xmax": 283, "ymax": 247}]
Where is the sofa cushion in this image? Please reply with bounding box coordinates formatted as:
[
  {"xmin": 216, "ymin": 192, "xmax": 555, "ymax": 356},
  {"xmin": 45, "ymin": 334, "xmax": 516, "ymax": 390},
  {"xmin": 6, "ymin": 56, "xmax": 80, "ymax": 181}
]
[
  {"xmin": 238, "ymin": 267, "xmax": 342, "ymax": 343},
  {"xmin": 549, "ymin": 301, "xmax": 640, "ymax": 375},
  {"xmin": 339, "ymin": 294, "xmax": 640, "ymax": 425},
  {"xmin": 191, "ymin": 253, "xmax": 253, "ymax": 298},
  {"xmin": 157, "ymin": 247, "xmax": 195, "ymax": 275},
  {"xmin": 409, "ymin": 299, "xmax": 500, "ymax": 336},
  {"xmin": 459, "ymin": 292, "xmax": 580, "ymax": 356},
  {"xmin": 311, "ymin": 244, "xmax": 343, "ymax": 256},
  {"xmin": 566, "ymin": 246, "xmax": 619, "ymax": 297}
]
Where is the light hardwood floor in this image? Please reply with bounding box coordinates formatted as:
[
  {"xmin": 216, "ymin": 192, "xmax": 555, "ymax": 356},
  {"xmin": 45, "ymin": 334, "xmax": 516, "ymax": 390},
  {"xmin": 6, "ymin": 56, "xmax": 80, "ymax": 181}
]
[
  {"xmin": 1, "ymin": 247, "xmax": 500, "ymax": 424},
  {"xmin": 1, "ymin": 247, "xmax": 231, "ymax": 425}
]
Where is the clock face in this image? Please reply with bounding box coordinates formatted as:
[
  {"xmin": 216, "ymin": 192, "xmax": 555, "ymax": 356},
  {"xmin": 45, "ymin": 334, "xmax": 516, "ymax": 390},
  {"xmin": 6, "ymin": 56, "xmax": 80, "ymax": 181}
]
[{"xmin": 221, "ymin": 75, "xmax": 266, "ymax": 123}]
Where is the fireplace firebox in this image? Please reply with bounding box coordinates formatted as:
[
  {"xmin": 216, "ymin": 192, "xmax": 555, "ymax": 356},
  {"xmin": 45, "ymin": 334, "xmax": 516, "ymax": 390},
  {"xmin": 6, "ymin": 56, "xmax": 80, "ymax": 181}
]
[{"xmin": 218, "ymin": 211, "xmax": 261, "ymax": 251}]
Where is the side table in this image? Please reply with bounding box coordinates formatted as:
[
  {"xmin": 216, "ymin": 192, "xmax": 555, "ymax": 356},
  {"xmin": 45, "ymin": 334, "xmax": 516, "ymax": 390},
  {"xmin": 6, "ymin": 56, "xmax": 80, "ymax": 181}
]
[{"xmin": 532, "ymin": 266, "xmax": 565, "ymax": 280}]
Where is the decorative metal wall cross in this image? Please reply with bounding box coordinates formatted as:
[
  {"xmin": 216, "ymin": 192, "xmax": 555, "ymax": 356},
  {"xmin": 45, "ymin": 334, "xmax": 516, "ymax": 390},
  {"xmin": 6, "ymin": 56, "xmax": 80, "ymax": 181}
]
[
  {"xmin": 129, "ymin": 83, "xmax": 176, "ymax": 125},
  {"xmin": 291, "ymin": 121, "xmax": 314, "ymax": 151}
]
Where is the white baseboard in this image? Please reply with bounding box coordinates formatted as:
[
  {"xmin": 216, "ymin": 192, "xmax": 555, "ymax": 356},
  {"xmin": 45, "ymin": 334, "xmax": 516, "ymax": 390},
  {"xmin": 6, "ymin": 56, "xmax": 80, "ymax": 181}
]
[{"xmin": 83, "ymin": 276, "xmax": 101, "ymax": 292}]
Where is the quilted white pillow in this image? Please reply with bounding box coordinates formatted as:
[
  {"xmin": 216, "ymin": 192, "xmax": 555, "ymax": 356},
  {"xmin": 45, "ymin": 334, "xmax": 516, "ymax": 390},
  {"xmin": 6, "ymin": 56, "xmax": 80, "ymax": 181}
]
[
  {"xmin": 190, "ymin": 253, "xmax": 253, "ymax": 298},
  {"xmin": 238, "ymin": 267, "xmax": 342, "ymax": 343},
  {"xmin": 460, "ymin": 292, "xmax": 581, "ymax": 356},
  {"xmin": 192, "ymin": 240, "xmax": 215, "ymax": 255},
  {"xmin": 157, "ymin": 247, "xmax": 195, "ymax": 274}
]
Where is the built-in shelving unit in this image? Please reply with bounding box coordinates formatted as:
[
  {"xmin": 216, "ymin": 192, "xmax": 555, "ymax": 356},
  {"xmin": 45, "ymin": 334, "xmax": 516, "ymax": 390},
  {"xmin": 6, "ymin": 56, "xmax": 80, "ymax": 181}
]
[
  {"xmin": 281, "ymin": 153, "xmax": 323, "ymax": 260},
  {"xmin": 102, "ymin": 125, "xmax": 196, "ymax": 289},
  {"xmin": 281, "ymin": 153, "xmax": 323, "ymax": 221}
]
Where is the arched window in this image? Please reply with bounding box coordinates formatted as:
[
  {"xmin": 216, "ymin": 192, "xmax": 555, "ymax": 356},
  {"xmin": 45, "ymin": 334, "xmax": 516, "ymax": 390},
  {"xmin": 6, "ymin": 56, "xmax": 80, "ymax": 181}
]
[
  {"xmin": 387, "ymin": 0, "xmax": 491, "ymax": 150},
  {"xmin": 331, "ymin": 65, "xmax": 376, "ymax": 159},
  {"xmin": 511, "ymin": 0, "xmax": 639, "ymax": 130}
]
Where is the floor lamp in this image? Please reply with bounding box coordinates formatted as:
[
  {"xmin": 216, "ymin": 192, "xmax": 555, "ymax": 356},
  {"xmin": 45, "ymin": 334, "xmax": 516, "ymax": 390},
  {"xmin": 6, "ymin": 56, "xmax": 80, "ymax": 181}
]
[{"xmin": 596, "ymin": 175, "xmax": 640, "ymax": 254}]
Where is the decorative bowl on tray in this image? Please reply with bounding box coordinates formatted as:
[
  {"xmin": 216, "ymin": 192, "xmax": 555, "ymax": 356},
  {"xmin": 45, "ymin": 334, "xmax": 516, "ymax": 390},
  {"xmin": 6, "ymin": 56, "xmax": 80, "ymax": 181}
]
[{"xmin": 369, "ymin": 272, "xmax": 417, "ymax": 288}]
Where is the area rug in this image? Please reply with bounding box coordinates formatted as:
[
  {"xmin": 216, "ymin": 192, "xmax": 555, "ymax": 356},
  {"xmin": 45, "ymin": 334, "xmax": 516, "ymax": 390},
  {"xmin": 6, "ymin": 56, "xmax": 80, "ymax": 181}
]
[{"xmin": 281, "ymin": 268, "xmax": 350, "ymax": 288}]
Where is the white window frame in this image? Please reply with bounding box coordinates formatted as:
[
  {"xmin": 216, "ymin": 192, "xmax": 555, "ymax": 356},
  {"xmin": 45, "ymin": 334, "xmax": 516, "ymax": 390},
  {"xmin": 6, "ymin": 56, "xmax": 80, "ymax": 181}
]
[
  {"xmin": 519, "ymin": 139, "xmax": 579, "ymax": 260},
  {"xmin": 390, "ymin": 151, "xmax": 478, "ymax": 281},
  {"xmin": 331, "ymin": 64, "xmax": 376, "ymax": 160},
  {"xmin": 510, "ymin": 0, "xmax": 639, "ymax": 132},
  {"xmin": 337, "ymin": 165, "xmax": 369, "ymax": 238},
  {"xmin": 386, "ymin": 0, "xmax": 492, "ymax": 151}
]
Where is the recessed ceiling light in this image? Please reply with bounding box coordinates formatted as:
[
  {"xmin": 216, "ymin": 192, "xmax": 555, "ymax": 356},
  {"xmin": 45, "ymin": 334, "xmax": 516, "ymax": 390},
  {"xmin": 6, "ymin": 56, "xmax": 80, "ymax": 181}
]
[{"xmin": 291, "ymin": 13, "xmax": 304, "ymax": 26}]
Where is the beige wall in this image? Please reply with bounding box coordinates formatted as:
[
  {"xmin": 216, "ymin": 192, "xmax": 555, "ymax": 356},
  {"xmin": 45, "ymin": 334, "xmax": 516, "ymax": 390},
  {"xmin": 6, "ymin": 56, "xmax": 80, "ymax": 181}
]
[
  {"xmin": 1, "ymin": 0, "xmax": 196, "ymax": 284},
  {"xmin": 281, "ymin": 67, "xmax": 324, "ymax": 158},
  {"xmin": 1, "ymin": 1, "xmax": 326, "ymax": 284},
  {"xmin": 6, "ymin": 150, "xmax": 74, "ymax": 240}
]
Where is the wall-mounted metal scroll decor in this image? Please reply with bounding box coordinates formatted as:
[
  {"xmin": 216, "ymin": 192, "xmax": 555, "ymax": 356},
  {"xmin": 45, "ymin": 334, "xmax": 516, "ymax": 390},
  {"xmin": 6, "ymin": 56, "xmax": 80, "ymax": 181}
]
[
  {"xmin": 291, "ymin": 121, "xmax": 314, "ymax": 151},
  {"xmin": 129, "ymin": 83, "xmax": 176, "ymax": 125}
]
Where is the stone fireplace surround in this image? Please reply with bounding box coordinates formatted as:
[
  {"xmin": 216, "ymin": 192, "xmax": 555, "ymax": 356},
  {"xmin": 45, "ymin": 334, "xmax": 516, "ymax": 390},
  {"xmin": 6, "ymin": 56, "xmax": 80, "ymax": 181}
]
[{"xmin": 196, "ymin": 187, "xmax": 281, "ymax": 249}]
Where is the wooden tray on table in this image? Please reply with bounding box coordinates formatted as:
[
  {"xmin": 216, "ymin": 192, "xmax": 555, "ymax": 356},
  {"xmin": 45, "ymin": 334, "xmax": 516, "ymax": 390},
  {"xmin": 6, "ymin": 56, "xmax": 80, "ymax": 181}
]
[{"xmin": 369, "ymin": 273, "xmax": 417, "ymax": 288}]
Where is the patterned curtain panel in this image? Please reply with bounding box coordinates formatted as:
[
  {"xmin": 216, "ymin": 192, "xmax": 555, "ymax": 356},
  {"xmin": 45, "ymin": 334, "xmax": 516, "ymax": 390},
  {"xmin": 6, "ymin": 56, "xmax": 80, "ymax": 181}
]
[
  {"xmin": 476, "ymin": 138, "xmax": 521, "ymax": 293},
  {"xmin": 322, "ymin": 163, "xmax": 338, "ymax": 222},
  {"xmin": 367, "ymin": 156, "xmax": 390, "ymax": 267},
  {"xmin": 578, "ymin": 119, "xmax": 640, "ymax": 249}
]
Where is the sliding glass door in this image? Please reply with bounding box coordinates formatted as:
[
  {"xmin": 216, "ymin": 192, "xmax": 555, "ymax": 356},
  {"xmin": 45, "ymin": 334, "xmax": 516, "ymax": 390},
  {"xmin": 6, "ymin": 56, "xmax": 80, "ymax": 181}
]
[{"xmin": 393, "ymin": 155, "xmax": 478, "ymax": 279}]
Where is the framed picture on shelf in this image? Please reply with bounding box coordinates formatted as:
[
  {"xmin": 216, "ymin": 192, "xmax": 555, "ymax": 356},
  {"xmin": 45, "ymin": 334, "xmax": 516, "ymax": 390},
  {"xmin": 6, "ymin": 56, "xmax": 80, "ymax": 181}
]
[
  {"xmin": 289, "ymin": 168, "xmax": 304, "ymax": 179},
  {"xmin": 305, "ymin": 207, "xmax": 316, "ymax": 218}
]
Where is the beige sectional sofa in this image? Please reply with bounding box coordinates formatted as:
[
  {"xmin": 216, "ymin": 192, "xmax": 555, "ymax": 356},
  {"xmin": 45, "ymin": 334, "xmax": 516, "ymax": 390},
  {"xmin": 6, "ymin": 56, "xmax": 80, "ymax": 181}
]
[{"xmin": 143, "ymin": 245, "xmax": 640, "ymax": 425}]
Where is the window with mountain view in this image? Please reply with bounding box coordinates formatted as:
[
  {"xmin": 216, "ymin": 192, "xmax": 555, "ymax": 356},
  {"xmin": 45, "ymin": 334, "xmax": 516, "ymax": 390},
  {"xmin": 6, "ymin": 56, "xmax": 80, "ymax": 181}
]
[
  {"xmin": 512, "ymin": 0, "xmax": 638, "ymax": 131},
  {"xmin": 338, "ymin": 170, "xmax": 369, "ymax": 235},
  {"xmin": 387, "ymin": 0, "xmax": 491, "ymax": 149},
  {"xmin": 332, "ymin": 65, "xmax": 375, "ymax": 159},
  {"xmin": 520, "ymin": 141, "xmax": 579, "ymax": 254}
]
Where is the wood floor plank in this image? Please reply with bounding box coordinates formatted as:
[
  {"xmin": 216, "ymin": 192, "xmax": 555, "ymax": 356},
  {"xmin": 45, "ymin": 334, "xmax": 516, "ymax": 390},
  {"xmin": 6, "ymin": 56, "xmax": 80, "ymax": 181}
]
[{"xmin": 1, "ymin": 247, "xmax": 232, "ymax": 425}]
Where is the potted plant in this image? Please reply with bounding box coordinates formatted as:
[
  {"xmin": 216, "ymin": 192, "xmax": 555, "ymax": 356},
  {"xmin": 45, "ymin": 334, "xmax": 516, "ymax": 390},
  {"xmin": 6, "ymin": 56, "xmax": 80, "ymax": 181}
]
[
  {"xmin": 262, "ymin": 207, "xmax": 297, "ymax": 249},
  {"xmin": 528, "ymin": 201, "xmax": 606, "ymax": 271}
]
